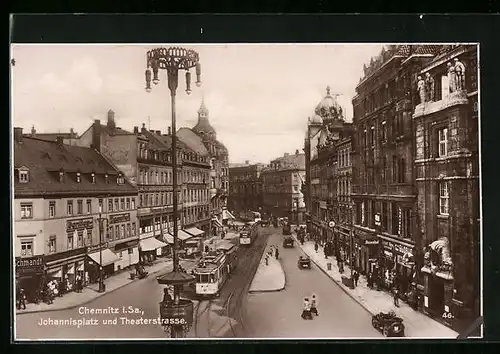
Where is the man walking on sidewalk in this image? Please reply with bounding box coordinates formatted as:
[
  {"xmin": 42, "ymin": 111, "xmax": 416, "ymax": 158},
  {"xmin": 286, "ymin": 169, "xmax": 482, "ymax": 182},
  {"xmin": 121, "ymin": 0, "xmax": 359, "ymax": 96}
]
[
  {"xmin": 393, "ymin": 287, "xmax": 400, "ymax": 307},
  {"xmin": 275, "ymin": 247, "xmax": 279, "ymax": 260},
  {"xmin": 314, "ymin": 241, "xmax": 319, "ymax": 253},
  {"xmin": 353, "ymin": 271, "xmax": 359, "ymax": 287}
]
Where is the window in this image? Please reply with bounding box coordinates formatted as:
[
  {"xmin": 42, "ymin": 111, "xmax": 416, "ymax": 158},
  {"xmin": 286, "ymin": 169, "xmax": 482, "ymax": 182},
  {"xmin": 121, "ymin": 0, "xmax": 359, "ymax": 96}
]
[
  {"xmin": 126, "ymin": 198, "xmax": 130, "ymax": 210},
  {"xmin": 121, "ymin": 225, "xmax": 125, "ymax": 238},
  {"xmin": 117, "ymin": 174, "xmax": 125, "ymax": 184},
  {"xmin": 68, "ymin": 233, "xmax": 74, "ymax": 250},
  {"xmin": 127, "ymin": 224, "xmax": 131, "ymax": 237},
  {"xmin": 19, "ymin": 169, "xmax": 29, "ymax": 183},
  {"xmin": 361, "ymin": 202, "xmax": 366, "ymax": 225},
  {"xmin": 20, "ymin": 239, "xmax": 33, "ymax": 257},
  {"xmin": 115, "ymin": 198, "xmax": 119, "ymax": 211},
  {"xmin": 48, "ymin": 236, "xmax": 56, "ymax": 253},
  {"xmin": 49, "ymin": 202, "xmax": 56, "ymax": 218},
  {"xmin": 91, "ymin": 173, "xmax": 96, "ymax": 183},
  {"xmin": 115, "ymin": 225, "xmax": 120, "ymax": 239},
  {"xmin": 439, "ymin": 181, "xmax": 450, "ymax": 215},
  {"xmin": 139, "ymin": 195, "xmax": 143, "ymax": 207},
  {"xmin": 108, "ymin": 199, "xmax": 113, "ymax": 212},
  {"xmin": 67, "ymin": 201, "xmax": 73, "ymax": 216},
  {"xmin": 128, "ymin": 248, "xmax": 133, "ymax": 255},
  {"xmin": 381, "ymin": 121, "xmax": 387, "ymax": 142},
  {"xmin": 382, "ymin": 202, "xmax": 388, "ymax": 231},
  {"xmin": 131, "ymin": 198, "xmax": 136, "ymax": 210},
  {"xmin": 438, "ymin": 127, "xmax": 448, "ymax": 157},
  {"xmin": 85, "ymin": 229, "xmax": 92, "ymax": 245},
  {"xmin": 76, "ymin": 172, "xmax": 81, "ymax": 183},
  {"xmin": 77, "ymin": 231, "xmax": 83, "ymax": 247},
  {"xmin": 381, "ymin": 156, "xmax": 387, "ymax": 183},
  {"xmin": 120, "ymin": 198, "xmax": 125, "ymax": 211},
  {"xmin": 107, "ymin": 226, "xmax": 113, "ymax": 240},
  {"xmin": 98, "ymin": 199, "xmax": 103, "ymax": 212},
  {"xmin": 370, "ymin": 126, "xmax": 375, "ymax": 147},
  {"xmin": 392, "ymin": 156, "xmax": 398, "ymax": 183},
  {"xmin": 132, "ymin": 222, "xmax": 136, "ymax": 236},
  {"xmin": 20, "ymin": 203, "xmax": 33, "ymax": 219},
  {"xmin": 399, "ymin": 158, "xmax": 406, "ymax": 183},
  {"xmin": 77, "ymin": 200, "xmax": 83, "ymax": 214},
  {"xmin": 86, "ymin": 200, "xmax": 92, "ymax": 214}
]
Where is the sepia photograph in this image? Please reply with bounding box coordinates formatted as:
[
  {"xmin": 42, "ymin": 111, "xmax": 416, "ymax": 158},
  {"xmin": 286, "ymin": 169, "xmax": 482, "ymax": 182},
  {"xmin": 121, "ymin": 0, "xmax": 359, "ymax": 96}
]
[{"xmin": 11, "ymin": 43, "xmax": 481, "ymax": 340}]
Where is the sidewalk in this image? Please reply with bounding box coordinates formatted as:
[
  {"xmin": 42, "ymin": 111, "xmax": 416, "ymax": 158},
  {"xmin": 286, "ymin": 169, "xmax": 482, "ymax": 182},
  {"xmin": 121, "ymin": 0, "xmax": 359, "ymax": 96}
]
[
  {"xmin": 292, "ymin": 236, "xmax": 458, "ymax": 338},
  {"xmin": 16, "ymin": 257, "xmax": 198, "ymax": 315},
  {"xmin": 249, "ymin": 248, "xmax": 286, "ymax": 293}
]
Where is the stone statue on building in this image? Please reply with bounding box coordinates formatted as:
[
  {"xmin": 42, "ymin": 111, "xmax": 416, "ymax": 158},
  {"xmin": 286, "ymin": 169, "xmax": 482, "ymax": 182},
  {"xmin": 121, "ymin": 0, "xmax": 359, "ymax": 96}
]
[
  {"xmin": 423, "ymin": 237, "xmax": 453, "ymax": 273},
  {"xmin": 425, "ymin": 72, "xmax": 435, "ymax": 102},
  {"xmin": 447, "ymin": 62, "xmax": 457, "ymax": 93},
  {"xmin": 454, "ymin": 57, "xmax": 466, "ymax": 91},
  {"xmin": 417, "ymin": 75, "xmax": 426, "ymax": 104}
]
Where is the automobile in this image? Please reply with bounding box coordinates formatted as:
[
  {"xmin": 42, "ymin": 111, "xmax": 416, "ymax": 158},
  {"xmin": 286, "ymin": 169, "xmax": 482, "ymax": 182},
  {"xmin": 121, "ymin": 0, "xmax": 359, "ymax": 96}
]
[
  {"xmin": 371, "ymin": 311, "xmax": 405, "ymax": 337},
  {"xmin": 260, "ymin": 219, "xmax": 270, "ymax": 227},
  {"xmin": 283, "ymin": 236, "xmax": 294, "ymax": 248},
  {"xmin": 297, "ymin": 256, "xmax": 311, "ymax": 269}
]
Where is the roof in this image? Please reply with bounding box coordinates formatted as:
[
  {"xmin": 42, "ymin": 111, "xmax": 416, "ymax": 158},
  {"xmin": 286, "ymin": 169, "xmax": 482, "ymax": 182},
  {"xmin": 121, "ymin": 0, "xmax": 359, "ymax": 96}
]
[
  {"xmin": 98, "ymin": 123, "xmax": 133, "ymax": 136},
  {"xmin": 27, "ymin": 133, "xmax": 75, "ymax": 142},
  {"xmin": 176, "ymin": 128, "xmax": 209, "ymax": 156},
  {"xmin": 193, "ymin": 117, "xmax": 216, "ymax": 135},
  {"xmin": 14, "ymin": 136, "xmax": 137, "ymax": 196}
]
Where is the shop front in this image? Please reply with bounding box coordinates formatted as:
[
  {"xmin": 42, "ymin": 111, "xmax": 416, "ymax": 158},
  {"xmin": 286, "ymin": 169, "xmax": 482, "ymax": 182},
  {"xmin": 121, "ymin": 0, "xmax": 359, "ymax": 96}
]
[
  {"xmin": 185, "ymin": 227, "xmax": 205, "ymax": 256},
  {"xmin": 353, "ymin": 228, "xmax": 380, "ymax": 275},
  {"xmin": 44, "ymin": 247, "xmax": 88, "ymax": 294},
  {"xmin": 114, "ymin": 239, "xmax": 140, "ymax": 271},
  {"xmin": 86, "ymin": 243, "xmax": 119, "ymax": 283},
  {"xmin": 15, "ymin": 255, "xmax": 45, "ymax": 303},
  {"xmin": 139, "ymin": 232, "xmax": 168, "ymax": 263}
]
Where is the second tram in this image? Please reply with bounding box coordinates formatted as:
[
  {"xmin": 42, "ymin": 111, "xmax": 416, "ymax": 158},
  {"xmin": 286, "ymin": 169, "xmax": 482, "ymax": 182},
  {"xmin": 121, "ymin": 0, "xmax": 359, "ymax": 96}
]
[{"xmin": 239, "ymin": 221, "xmax": 259, "ymax": 246}]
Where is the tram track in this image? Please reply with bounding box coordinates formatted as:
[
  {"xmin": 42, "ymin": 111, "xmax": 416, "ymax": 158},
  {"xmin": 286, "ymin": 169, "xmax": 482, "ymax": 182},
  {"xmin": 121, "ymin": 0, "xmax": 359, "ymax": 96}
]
[{"xmin": 193, "ymin": 299, "xmax": 213, "ymax": 338}]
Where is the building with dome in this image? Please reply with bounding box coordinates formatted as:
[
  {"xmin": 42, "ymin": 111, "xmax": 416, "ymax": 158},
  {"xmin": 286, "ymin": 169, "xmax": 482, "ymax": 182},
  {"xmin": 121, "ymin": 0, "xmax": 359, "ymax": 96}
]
[
  {"xmin": 177, "ymin": 98, "xmax": 231, "ymax": 236},
  {"xmin": 303, "ymin": 86, "xmax": 355, "ymax": 256}
]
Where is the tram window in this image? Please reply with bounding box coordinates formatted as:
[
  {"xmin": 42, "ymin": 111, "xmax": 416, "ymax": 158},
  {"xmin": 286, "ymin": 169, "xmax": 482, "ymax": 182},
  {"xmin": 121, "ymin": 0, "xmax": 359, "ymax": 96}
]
[
  {"xmin": 199, "ymin": 274, "xmax": 209, "ymax": 283},
  {"xmin": 210, "ymin": 274, "xmax": 216, "ymax": 283}
]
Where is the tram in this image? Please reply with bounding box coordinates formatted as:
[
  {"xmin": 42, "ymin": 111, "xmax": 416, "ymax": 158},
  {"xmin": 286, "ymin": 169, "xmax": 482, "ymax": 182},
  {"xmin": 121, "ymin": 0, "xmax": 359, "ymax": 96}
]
[
  {"xmin": 239, "ymin": 210, "xmax": 262, "ymax": 223},
  {"xmin": 282, "ymin": 222, "xmax": 292, "ymax": 235},
  {"xmin": 239, "ymin": 221, "xmax": 259, "ymax": 246},
  {"xmin": 193, "ymin": 244, "xmax": 238, "ymax": 297}
]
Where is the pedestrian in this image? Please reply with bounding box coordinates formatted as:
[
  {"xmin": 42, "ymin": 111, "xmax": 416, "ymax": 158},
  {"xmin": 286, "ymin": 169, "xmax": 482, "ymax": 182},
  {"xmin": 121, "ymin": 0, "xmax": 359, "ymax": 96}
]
[
  {"xmin": 265, "ymin": 254, "xmax": 269, "ymax": 266},
  {"xmin": 393, "ymin": 287, "xmax": 400, "ymax": 307},
  {"xmin": 17, "ymin": 287, "xmax": 27, "ymax": 310},
  {"xmin": 275, "ymin": 247, "xmax": 279, "ymax": 260},
  {"xmin": 314, "ymin": 241, "xmax": 319, "ymax": 253},
  {"xmin": 301, "ymin": 297, "xmax": 312, "ymax": 320},
  {"xmin": 353, "ymin": 271, "xmax": 359, "ymax": 287},
  {"xmin": 76, "ymin": 274, "xmax": 83, "ymax": 293},
  {"xmin": 310, "ymin": 294, "xmax": 319, "ymax": 316},
  {"xmin": 162, "ymin": 288, "xmax": 172, "ymax": 303}
]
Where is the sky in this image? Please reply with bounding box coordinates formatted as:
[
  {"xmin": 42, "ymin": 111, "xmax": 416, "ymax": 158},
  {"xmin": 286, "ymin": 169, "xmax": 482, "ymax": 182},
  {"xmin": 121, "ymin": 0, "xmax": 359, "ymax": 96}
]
[{"xmin": 11, "ymin": 44, "xmax": 383, "ymax": 164}]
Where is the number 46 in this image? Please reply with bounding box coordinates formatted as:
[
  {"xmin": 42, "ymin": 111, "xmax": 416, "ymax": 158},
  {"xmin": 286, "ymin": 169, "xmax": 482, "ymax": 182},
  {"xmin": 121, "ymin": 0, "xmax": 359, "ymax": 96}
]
[{"xmin": 442, "ymin": 312, "xmax": 454, "ymax": 319}]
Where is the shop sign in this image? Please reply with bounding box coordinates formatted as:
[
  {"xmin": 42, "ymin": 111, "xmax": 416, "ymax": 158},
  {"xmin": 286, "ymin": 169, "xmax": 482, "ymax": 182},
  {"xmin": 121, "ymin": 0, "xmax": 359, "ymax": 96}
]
[
  {"xmin": 151, "ymin": 206, "xmax": 172, "ymax": 213},
  {"xmin": 365, "ymin": 240, "xmax": 380, "ymax": 245},
  {"xmin": 67, "ymin": 217, "xmax": 94, "ymax": 232},
  {"xmin": 384, "ymin": 250, "xmax": 393, "ymax": 258},
  {"xmin": 15, "ymin": 255, "xmax": 45, "ymax": 275},
  {"xmin": 88, "ymin": 242, "xmax": 109, "ymax": 254},
  {"xmin": 109, "ymin": 213, "xmax": 130, "ymax": 224},
  {"xmin": 115, "ymin": 239, "xmax": 139, "ymax": 251},
  {"xmin": 394, "ymin": 243, "xmax": 413, "ymax": 255},
  {"xmin": 374, "ymin": 213, "xmax": 381, "ymax": 227},
  {"xmin": 44, "ymin": 247, "xmax": 87, "ymax": 264}
]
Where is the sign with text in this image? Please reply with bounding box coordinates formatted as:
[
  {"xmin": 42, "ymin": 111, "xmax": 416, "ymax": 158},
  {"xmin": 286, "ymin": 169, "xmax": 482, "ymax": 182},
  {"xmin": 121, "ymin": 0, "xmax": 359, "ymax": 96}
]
[
  {"xmin": 394, "ymin": 243, "xmax": 414, "ymax": 255},
  {"xmin": 374, "ymin": 213, "xmax": 381, "ymax": 227},
  {"xmin": 109, "ymin": 213, "xmax": 130, "ymax": 224},
  {"xmin": 364, "ymin": 240, "xmax": 380, "ymax": 245},
  {"xmin": 67, "ymin": 217, "xmax": 93, "ymax": 232},
  {"xmin": 88, "ymin": 243, "xmax": 109, "ymax": 254},
  {"xmin": 15, "ymin": 256, "xmax": 45, "ymax": 275},
  {"xmin": 44, "ymin": 247, "xmax": 87, "ymax": 264}
]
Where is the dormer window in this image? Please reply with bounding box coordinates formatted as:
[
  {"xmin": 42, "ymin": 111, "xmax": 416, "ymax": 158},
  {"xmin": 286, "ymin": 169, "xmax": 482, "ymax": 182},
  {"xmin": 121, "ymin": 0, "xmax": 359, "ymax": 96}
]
[
  {"xmin": 59, "ymin": 170, "xmax": 64, "ymax": 183},
  {"xmin": 76, "ymin": 172, "xmax": 81, "ymax": 183},
  {"xmin": 117, "ymin": 174, "xmax": 125, "ymax": 185},
  {"xmin": 105, "ymin": 174, "xmax": 109, "ymax": 184},
  {"xmin": 18, "ymin": 167, "xmax": 29, "ymax": 183},
  {"xmin": 91, "ymin": 173, "xmax": 96, "ymax": 183}
]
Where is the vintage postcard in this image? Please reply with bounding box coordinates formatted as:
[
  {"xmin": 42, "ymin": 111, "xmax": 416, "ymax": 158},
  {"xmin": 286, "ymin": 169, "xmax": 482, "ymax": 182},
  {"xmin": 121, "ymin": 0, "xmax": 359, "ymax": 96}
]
[{"xmin": 11, "ymin": 43, "xmax": 482, "ymax": 340}]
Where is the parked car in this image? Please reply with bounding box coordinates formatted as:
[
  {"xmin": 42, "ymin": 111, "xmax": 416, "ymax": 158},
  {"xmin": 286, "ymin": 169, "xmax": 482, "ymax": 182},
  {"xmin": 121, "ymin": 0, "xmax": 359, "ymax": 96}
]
[
  {"xmin": 283, "ymin": 236, "xmax": 294, "ymax": 248},
  {"xmin": 371, "ymin": 311, "xmax": 405, "ymax": 337}
]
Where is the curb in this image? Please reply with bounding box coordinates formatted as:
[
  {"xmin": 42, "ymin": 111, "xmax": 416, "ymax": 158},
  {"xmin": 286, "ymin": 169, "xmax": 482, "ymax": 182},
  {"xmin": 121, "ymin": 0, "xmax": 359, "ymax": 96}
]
[
  {"xmin": 16, "ymin": 263, "xmax": 170, "ymax": 315},
  {"xmin": 292, "ymin": 235, "xmax": 374, "ymax": 317}
]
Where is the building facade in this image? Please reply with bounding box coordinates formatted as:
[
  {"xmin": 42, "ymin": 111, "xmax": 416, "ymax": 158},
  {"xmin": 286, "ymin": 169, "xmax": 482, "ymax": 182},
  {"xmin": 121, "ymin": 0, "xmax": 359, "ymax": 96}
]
[
  {"xmin": 412, "ymin": 45, "xmax": 479, "ymax": 329},
  {"xmin": 14, "ymin": 129, "xmax": 138, "ymax": 302},
  {"xmin": 304, "ymin": 87, "xmax": 354, "ymax": 263},
  {"xmin": 228, "ymin": 162, "xmax": 264, "ymax": 215},
  {"xmin": 262, "ymin": 151, "xmax": 306, "ymax": 224}
]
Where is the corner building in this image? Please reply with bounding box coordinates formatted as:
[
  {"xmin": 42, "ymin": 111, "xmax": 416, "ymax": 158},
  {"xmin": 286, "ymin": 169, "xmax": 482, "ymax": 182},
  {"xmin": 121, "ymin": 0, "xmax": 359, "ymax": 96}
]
[
  {"xmin": 14, "ymin": 129, "xmax": 138, "ymax": 302},
  {"xmin": 351, "ymin": 45, "xmax": 442, "ymax": 303},
  {"xmin": 412, "ymin": 45, "xmax": 479, "ymax": 329}
]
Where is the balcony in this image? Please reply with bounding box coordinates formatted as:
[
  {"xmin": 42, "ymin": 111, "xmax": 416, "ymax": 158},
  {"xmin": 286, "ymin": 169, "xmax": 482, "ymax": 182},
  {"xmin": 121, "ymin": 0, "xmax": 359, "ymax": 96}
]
[{"xmin": 413, "ymin": 90, "xmax": 469, "ymax": 119}]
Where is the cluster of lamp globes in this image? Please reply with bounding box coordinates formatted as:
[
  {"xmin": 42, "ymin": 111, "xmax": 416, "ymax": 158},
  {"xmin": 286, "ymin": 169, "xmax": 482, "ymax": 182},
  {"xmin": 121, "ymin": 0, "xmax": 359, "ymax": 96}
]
[{"xmin": 145, "ymin": 55, "xmax": 202, "ymax": 95}]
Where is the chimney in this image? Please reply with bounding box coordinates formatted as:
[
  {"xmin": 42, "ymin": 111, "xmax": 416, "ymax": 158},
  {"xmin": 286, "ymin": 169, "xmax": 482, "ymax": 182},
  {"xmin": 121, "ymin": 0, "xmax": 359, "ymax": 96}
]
[
  {"xmin": 56, "ymin": 136, "xmax": 64, "ymax": 146},
  {"xmin": 133, "ymin": 126, "xmax": 139, "ymax": 134},
  {"xmin": 156, "ymin": 130, "xmax": 161, "ymax": 135},
  {"xmin": 141, "ymin": 123, "xmax": 146, "ymax": 133},
  {"xmin": 30, "ymin": 125, "xmax": 36, "ymax": 137},
  {"xmin": 70, "ymin": 128, "xmax": 75, "ymax": 138},
  {"xmin": 92, "ymin": 119, "xmax": 101, "ymax": 151},
  {"xmin": 107, "ymin": 110, "xmax": 116, "ymax": 130},
  {"xmin": 168, "ymin": 127, "xmax": 172, "ymax": 136},
  {"xmin": 245, "ymin": 160, "xmax": 249, "ymax": 165},
  {"xmin": 14, "ymin": 127, "xmax": 23, "ymax": 143},
  {"xmin": 149, "ymin": 129, "xmax": 155, "ymax": 133},
  {"xmin": 295, "ymin": 149, "xmax": 299, "ymax": 155}
]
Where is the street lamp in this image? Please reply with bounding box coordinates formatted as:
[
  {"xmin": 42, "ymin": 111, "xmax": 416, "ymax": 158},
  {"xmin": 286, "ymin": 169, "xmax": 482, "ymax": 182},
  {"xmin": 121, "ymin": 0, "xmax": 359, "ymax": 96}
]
[
  {"xmin": 145, "ymin": 47, "xmax": 200, "ymax": 338},
  {"xmin": 96, "ymin": 202, "xmax": 108, "ymax": 293}
]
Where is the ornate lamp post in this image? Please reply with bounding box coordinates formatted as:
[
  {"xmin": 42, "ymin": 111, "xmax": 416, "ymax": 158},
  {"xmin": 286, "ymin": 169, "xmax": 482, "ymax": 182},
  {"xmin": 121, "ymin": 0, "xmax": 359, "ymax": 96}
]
[
  {"xmin": 145, "ymin": 47, "xmax": 201, "ymax": 338},
  {"xmin": 96, "ymin": 202, "xmax": 108, "ymax": 293}
]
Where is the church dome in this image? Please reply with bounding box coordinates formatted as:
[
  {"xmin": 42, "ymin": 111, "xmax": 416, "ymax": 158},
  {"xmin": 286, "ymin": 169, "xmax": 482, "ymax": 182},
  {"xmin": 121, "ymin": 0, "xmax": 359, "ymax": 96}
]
[{"xmin": 314, "ymin": 86, "xmax": 344, "ymax": 121}]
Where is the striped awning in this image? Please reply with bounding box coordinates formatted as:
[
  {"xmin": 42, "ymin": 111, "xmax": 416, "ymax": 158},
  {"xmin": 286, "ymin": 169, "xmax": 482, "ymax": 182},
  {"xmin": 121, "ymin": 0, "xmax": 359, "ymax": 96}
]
[
  {"xmin": 88, "ymin": 249, "xmax": 120, "ymax": 267},
  {"xmin": 140, "ymin": 237, "xmax": 168, "ymax": 252}
]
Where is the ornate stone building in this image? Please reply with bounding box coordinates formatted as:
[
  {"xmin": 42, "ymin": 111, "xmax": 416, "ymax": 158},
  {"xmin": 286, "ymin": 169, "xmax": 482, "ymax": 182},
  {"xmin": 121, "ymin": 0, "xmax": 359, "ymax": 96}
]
[
  {"xmin": 262, "ymin": 151, "xmax": 306, "ymax": 224},
  {"xmin": 304, "ymin": 87, "xmax": 354, "ymax": 259},
  {"xmin": 228, "ymin": 161, "xmax": 264, "ymax": 215},
  {"xmin": 412, "ymin": 45, "xmax": 479, "ymax": 330},
  {"xmin": 178, "ymin": 99, "xmax": 231, "ymax": 232}
]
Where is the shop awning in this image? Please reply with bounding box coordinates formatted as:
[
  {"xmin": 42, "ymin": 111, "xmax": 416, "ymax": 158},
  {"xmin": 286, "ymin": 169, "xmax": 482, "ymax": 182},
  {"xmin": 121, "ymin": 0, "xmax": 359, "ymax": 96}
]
[
  {"xmin": 48, "ymin": 268, "xmax": 62, "ymax": 278},
  {"xmin": 185, "ymin": 227, "xmax": 205, "ymax": 237},
  {"xmin": 223, "ymin": 210, "xmax": 236, "ymax": 220},
  {"xmin": 167, "ymin": 230, "xmax": 193, "ymax": 241},
  {"xmin": 67, "ymin": 264, "xmax": 75, "ymax": 274},
  {"xmin": 231, "ymin": 220, "xmax": 246, "ymax": 226},
  {"xmin": 212, "ymin": 218, "xmax": 224, "ymax": 229},
  {"xmin": 77, "ymin": 262, "xmax": 85, "ymax": 271},
  {"xmin": 163, "ymin": 234, "xmax": 174, "ymax": 244},
  {"xmin": 88, "ymin": 249, "xmax": 120, "ymax": 267},
  {"xmin": 140, "ymin": 237, "xmax": 168, "ymax": 252}
]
